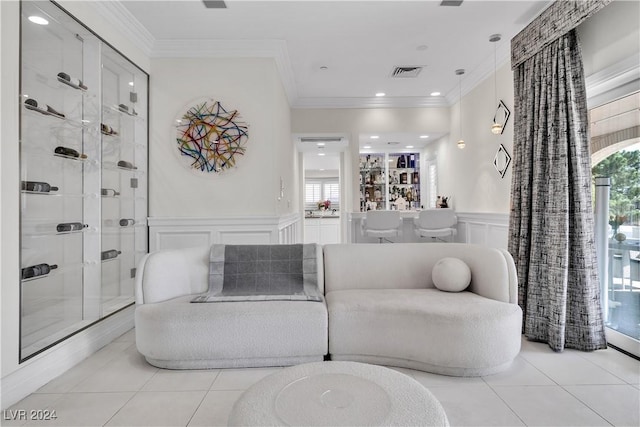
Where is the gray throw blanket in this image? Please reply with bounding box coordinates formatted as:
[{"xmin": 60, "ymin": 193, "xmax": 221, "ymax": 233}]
[{"xmin": 191, "ymin": 244, "xmax": 323, "ymax": 303}]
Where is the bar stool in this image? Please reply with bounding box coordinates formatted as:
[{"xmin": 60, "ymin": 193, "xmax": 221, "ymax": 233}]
[
  {"xmin": 414, "ymin": 208, "xmax": 457, "ymax": 242},
  {"xmin": 362, "ymin": 210, "xmax": 402, "ymax": 243}
]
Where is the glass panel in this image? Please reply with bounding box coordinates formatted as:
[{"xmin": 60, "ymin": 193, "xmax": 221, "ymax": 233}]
[
  {"xmin": 592, "ymin": 93, "xmax": 640, "ymax": 348},
  {"xmin": 20, "ymin": 0, "xmax": 101, "ymax": 358},
  {"xmin": 100, "ymin": 45, "xmax": 148, "ymax": 317},
  {"xmin": 19, "ymin": 0, "xmax": 148, "ymax": 360}
]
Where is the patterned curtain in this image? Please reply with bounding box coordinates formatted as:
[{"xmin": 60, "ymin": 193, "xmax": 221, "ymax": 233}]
[{"xmin": 508, "ymin": 29, "xmax": 607, "ymax": 352}]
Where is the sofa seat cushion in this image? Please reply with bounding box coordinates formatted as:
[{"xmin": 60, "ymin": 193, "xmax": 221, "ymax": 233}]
[
  {"xmin": 326, "ymin": 289, "xmax": 522, "ymax": 376},
  {"xmin": 135, "ymin": 295, "xmax": 328, "ymax": 369}
]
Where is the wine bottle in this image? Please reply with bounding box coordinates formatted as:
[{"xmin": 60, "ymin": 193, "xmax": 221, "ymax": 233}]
[
  {"xmin": 57, "ymin": 72, "xmax": 88, "ymax": 90},
  {"xmin": 100, "ymin": 123, "xmax": 118, "ymax": 136},
  {"xmin": 101, "ymin": 249, "xmax": 121, "ymax": 261},
  {"xmin": 117, "ymin": 160, "xmax": 137, "ymax": 170},
  {"xmin": 55, "ymin": 146, "xmax": 87, "ymax": 159},
  {"xmin": 56, "ymin": 222, "xmax": 88, "ymax": 232},
  {"xmin": 21, "ymin": 263, "xmax": 58, "ymax": 280},
  {"xmin": 119, "ymin": 218, "xmax": 135, "ymax": 227},
  {"xmin": 101, "ymin": 188, "xmax": 120, "ymax": 197},
  {"xmin": 22, "ymin": 181, "xmax": 59, "ymax": 193}
]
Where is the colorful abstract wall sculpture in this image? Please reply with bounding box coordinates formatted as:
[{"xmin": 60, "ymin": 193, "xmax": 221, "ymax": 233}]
[{"xmin": 176, "ymin": 99, "xmax": 248, "ymax": 173}]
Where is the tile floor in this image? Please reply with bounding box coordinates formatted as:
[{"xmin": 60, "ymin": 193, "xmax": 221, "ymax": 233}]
[{"xmin": 3, "ymin": 329, "xmax": 639, "ymax": 426}]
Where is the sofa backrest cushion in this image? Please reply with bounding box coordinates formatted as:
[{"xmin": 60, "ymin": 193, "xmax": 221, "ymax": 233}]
[
  {"xmin": 323, "ymin": 243, "xmax": 516, "ymax": 304},
  {"xmin": 136, "ymin": 244, "xmax": 326, "ymax": 304},
  {"xmin": 137, "ymin": 246, "xmax": 209, "ymax": 304}
]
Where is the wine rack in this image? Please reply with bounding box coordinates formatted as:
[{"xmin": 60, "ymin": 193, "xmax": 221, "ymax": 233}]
[
  {"xmin": 359, "ymin": 152, "xmax": 421, "ymax": 211},
  {"xmin": 19, "ymin": 0, "xmax": 148, "ymax": 361}
]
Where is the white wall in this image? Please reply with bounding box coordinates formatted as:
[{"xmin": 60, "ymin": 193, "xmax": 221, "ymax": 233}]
[
  {"xmin": 425, "ymin": 62, "xmax": 515, "ymax": 213},
  {"xmin": 149, "ymin": 57, "xmax": 294, "ymax": 218},
  {"xmin": 578, "ymin": 0, "xmax": 640, "ymax": 78},
  {"xmin": 578, "ymin": 0, "xmax": 640, "ymax": 108}
]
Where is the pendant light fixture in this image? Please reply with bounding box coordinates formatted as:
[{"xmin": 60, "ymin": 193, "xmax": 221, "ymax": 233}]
[
  {"xmin": 490, "ymin": 34, "xmax": 502, "ymax": 135},
  {"xmin": 455, "ymin": 69, "xmax": 465, "ymax": 149}
]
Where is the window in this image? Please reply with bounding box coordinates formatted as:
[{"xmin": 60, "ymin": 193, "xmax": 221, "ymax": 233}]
[
  {"xmin": 305, "ymin": 179, "xmax": 340, "ymax": 210},
  {"xmin": 324, "ymin": 182, "xmax": 340, "ymax": 207}
]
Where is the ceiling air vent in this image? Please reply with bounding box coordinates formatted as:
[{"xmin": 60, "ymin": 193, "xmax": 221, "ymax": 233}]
[
  {"xmin": 300, "ymin": 137, "xmax": 342, "ymax": 143},
  {"xmin": 202, "ymin": 1, "xmax": 227, "ymax": 8},
  {"xmin": 390, "ymin": 66, "xmax": 423, "ymax": 78},
  {"xmin": 440, "ymin": 0, "xmax": 463, "ymax": 6}
]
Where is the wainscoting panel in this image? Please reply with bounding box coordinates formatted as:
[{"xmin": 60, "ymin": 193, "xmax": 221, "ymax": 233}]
[
  {"xmin": 456, "ymin": 212, "xmax": 510, "ymax": 250},
  {"xmin": 149, "ymin": 213, "xmax": 302, "ymax": 252}
]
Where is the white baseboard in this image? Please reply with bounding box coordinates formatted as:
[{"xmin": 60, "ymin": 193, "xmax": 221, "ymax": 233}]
[{"xmin": 1, "ymin": 307, "xmax": 134, "ymax": 409}]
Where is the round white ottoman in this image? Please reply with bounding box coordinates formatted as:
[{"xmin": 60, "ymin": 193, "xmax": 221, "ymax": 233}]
[{"xmin": 228, "ymin": 361, "xmax": 449, "ymax": 426}]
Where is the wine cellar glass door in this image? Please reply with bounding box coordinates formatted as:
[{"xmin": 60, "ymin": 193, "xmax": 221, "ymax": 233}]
[
  {"xmin": 100, "ymin": 46, "xmax": 148, "ymax": 317},
  {"xmin": 19, "ymin": 0, "xmax": 148, "ymax": 361}
]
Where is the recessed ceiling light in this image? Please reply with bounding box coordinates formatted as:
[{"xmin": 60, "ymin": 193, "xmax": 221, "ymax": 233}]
[
  {"xmin": 128, "ymin": 82, "xmax": 135, "ymax": 86},
  {"xmin": 319, "ymin": 168, "xmax": 325, "ymax": 171},
  {"xmin": 318, "ymin": 153, "xmax": 326, "ymax": 156},
  {"xmin": 406, "ymin": 145, "xmax": 414, "ymax": 148},
  {"xmin": 363, "ymin": 145, "xmax": 372, "ymax": 149},
  {"xmin": 370, "ymin": 135, "xmax": 379, "ymax": 139},
  {"xmin": 316, "ymin": 142, "xmax": 326, "ymax": 146},
  {"xmin": 320, "ymin": 66, "xmax": 328, "ymax": 71},
  {"xmin": 430, "ymin": 92, "xmax": 441, "ymax": 96},
  {"xmin": 28, "ymin": 15, "xmax": 49, "ymax": 25},
  {"xmin": 375, "ymin": 92, "xmax": 386, "ymax": 97},
  {"xmin": 420, "ymin": 135, "xmax": 429, "ymax": 139}
]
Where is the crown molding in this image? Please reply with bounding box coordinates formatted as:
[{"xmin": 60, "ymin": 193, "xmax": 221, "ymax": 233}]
[
  {"xmin": 586, "ymin": 54, "xmax": 640, "ymax": 106},
  {"xmin": 292, "ymin": 96, "xmax": 449, "ymax": 109},
  {"xmin": 89, "ymin": 1, "xmax": 155, "ymax": 57},
  {"xmin": 445, "ymin": 42, "xmax": 511, "ymax": 106},
  {"xmin": 90, "ymin": 1, "xmax": 512, "ymax": 110},
  {"xmin": 152, "ymin": 39, "xmax": 298, "ymax": 103}
]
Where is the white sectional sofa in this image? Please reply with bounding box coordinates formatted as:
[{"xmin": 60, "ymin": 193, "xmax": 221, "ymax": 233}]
[
  {"xmin": 134, "ymin": 243, "xmax": 522, "ymax": 376},
  {"xmin": 323, "ymin": 243, "xmax": 523, "ymax": 376},
  {"xmin": 134, "ymin": 245, "xmax": 328, "ymax": 369}
]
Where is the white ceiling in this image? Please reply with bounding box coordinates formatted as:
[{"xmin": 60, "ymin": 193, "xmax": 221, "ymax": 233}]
[{"xmin": 116, "ymin": 0, "xmax": 552, "ymax": 109}]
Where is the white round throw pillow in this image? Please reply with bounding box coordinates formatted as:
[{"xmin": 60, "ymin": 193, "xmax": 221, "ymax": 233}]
[{"xmin": 432, "ymin": 257, "xmax": 471, "ymax": 292}]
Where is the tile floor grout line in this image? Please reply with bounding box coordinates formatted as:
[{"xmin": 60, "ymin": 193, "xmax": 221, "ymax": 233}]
[
  {"xmin": 207, "ymin": 370, "xmax": 223, "ymax": 391},
  {"xmin": 513, "ymin": 353, "xmax": 563, "ymax": 387},
  {"xmin": 100, "ymin": 390, "xmax": 137, "ymax": 427},
  {"xmin": 481, "ymin": 379, "xmax": 529, "ymax": 427},
  {"xmin": 559, "ymin": 384, "xmax": 616, "ymax": 427},
  {"xmin": 184, "ymin": 389, "xmax": 212, "ymax": 427},
  {"xmin": 571, "ymin": 348, "xmax": 636, "ymax": 385}
]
